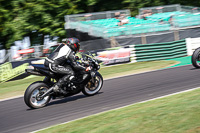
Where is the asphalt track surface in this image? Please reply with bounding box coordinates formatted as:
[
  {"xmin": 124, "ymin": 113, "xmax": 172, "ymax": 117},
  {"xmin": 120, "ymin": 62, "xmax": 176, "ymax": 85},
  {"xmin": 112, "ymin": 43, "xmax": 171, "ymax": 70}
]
[{"xmin": 1, "ymin": 65, "xmax": 200, "ymax": 133}]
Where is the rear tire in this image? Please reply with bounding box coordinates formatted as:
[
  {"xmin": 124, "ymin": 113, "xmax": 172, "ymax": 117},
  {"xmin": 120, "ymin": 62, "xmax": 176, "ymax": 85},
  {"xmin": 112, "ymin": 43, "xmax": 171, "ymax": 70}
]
[
  {"xmin": 24, "ymin": 81, "xmax": 51, "ymax": 109},
  {"xmin": 82, "ymin": 72, "xmax": 103, "ymax": 96},
  {"xmin": 192, "ymin": 47, "xmax": 200, "ymax": 68}
]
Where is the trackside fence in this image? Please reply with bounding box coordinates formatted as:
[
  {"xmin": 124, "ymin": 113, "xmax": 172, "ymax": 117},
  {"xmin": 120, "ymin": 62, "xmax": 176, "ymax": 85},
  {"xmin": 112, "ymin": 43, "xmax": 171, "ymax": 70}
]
[{"xmin": 128, "ymin": 39, "xmax": 187, "ymax": 62}]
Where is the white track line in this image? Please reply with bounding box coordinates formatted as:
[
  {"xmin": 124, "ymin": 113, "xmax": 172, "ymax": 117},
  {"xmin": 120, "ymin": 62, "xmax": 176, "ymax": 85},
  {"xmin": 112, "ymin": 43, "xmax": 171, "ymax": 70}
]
[{"xmin": 0, "ymin": 95, "xmax": 23, "ymax": 102}]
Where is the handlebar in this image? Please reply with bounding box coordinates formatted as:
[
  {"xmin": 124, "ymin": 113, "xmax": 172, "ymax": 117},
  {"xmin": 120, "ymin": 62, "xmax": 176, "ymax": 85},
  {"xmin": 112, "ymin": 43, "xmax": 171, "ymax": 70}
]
[{"xmin": 78, "ymin": 53, "xmax": 100, "ymax": 70}]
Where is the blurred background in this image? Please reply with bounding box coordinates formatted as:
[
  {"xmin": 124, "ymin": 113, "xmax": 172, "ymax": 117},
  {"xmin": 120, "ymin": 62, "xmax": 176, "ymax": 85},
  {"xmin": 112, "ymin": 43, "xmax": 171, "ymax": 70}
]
[{"xmin": 0, "ymin": 0, "xmax": 200, "ymax": 63}]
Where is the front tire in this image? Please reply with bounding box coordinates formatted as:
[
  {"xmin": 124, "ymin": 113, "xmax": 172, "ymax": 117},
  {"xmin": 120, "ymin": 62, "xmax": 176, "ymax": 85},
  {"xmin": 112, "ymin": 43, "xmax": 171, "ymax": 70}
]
[
  {"xmin": 82, "ymin": 72, "xmax": 103, "ymax": 96},
  {"xmin": 192, "ymin": 47, "xmax": 200, "ymax": 68},
  {"xmin": 24, "ymin": 82, "xmax": 51, "ymax": 109}
]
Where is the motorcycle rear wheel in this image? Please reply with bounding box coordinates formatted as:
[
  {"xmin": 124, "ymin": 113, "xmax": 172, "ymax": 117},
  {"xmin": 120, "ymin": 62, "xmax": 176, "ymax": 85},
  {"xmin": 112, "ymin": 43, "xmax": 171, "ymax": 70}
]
[
  {"xmin": 24, "ymin": 82, "xmax": 51, "ymax": 109},
  {"xmin": 192, "ymin": 47, "xmax": 200, "ymax": 68},
  {"xmin": 82, "ymin": 72, "xmax": 103, "ymax": 96}
]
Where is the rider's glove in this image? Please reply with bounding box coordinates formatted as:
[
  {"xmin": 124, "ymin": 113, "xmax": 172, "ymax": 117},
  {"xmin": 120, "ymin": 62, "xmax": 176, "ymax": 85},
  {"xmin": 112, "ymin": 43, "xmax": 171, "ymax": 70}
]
[
  {"xmin": 75, "ymin": 56, "xmax": 80, "ymax": 60},
  {"xmin": 86, "ymin": 66, "xmax": 91, "ymax": 71}
]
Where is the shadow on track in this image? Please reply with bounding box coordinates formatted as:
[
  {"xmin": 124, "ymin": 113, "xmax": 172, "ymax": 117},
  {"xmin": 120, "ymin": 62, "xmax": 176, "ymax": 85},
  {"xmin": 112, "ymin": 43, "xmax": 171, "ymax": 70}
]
[
  {"xmin": 26, "ymin": 92, "xmax": 103, "ymax": 111},
  {"xmin": 49, "ymin": 92, "xmax": 103, "ymax": 105},
  {"xmin": 190, "ymin": 68, "xmax": 200, "ymax": 70}
]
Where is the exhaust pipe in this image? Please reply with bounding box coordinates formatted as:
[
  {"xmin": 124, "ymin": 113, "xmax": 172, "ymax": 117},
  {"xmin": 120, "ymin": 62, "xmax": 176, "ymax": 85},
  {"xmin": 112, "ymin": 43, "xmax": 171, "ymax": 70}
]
[{"xmin": 25, "ymin": 69, "xmax": 43, "ymax": 76}]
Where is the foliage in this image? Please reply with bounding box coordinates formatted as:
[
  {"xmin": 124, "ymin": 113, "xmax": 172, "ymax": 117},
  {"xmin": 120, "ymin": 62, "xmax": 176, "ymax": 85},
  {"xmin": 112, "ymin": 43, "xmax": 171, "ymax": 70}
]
[{"xmin": 0, "ymin": 0, "xmax": 199, "ymax": 49}]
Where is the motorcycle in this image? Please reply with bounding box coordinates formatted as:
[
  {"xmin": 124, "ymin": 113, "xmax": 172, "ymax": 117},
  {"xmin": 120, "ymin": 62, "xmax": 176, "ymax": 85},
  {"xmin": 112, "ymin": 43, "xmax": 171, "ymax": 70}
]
[
  {"xmin": 192, "ymin": 47, "xmax": 200, "ymax": 68},
  {"xmin": 24, "ymin": 52, "xmax": 103, "ymax": 109}
]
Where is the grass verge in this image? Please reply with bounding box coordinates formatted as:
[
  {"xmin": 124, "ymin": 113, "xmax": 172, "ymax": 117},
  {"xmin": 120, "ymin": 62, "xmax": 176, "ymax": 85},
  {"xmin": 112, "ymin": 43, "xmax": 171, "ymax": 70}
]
[
  {"xmin": 0, "ymin": 76, "xmax": 44, "ymax": 99},
  {"xmin": 37, "ymin": 88, "xmax": 200, "ymax": 133},
  {"xmin": 0, "ymin": 60, "xmax": 177, "ymax": 100},
  {"xmin": 99, "ymin": 60, "xmax": 178, "ymax": 79}
]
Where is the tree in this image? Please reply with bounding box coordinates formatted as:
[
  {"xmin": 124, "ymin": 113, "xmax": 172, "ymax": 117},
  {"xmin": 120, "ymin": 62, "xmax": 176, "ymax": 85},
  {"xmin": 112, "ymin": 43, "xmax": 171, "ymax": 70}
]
[
  {"xmin": 0, "ymin": 0, "xmax": 200, "ymax": 49},
  {"xmin": 0, "ymin": 0, "xmax": 83, "ymax": 48},
  {"xmin": 0, "ymin": 0, "xmax": 19, "ymax": 49}
]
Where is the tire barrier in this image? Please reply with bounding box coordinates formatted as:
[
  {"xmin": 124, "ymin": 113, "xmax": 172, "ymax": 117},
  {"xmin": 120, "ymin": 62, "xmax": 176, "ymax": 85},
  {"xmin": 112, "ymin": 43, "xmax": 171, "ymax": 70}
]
[{"xmin": 129, "ymin": 39, "xmax": 187, "ymax": 62}]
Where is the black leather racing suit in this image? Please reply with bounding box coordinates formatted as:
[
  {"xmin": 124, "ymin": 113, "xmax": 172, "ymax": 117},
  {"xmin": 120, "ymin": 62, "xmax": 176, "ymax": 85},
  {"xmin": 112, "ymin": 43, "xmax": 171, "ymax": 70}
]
[{"xmin": 44, "ymin": 43, "xmax": 85, "ymax": 89}]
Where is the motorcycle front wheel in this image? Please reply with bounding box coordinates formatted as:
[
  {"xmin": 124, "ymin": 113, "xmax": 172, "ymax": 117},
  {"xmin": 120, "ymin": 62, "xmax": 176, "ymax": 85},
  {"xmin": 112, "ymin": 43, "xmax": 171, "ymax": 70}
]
[
  {"xmin": 82, "ymin": 72, "xmax": 103, "ymax": 96},
  {"xmin": 192, "ymin": 47, "xmax": 200, "ymax": 68},
  {"xmin": 24, "ymin": 82, "xmax": 51, "ymax": 109}
]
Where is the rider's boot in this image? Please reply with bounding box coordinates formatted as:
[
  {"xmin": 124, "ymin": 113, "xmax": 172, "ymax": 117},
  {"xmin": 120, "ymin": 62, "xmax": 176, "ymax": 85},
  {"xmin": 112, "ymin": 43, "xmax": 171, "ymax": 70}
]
[
  {"xmin": 68, "ymin": 82, "xmax": 76, "ymax": 90},
  {"xmin": 50, "ymin": 75, "xmax": 76, "ymax": 94},
  {"xmin": 45, "ymin": 74, "xmax": 76, "ymax": 96},
  {"xmin": 67, "ymin": 76, "xmax": 77, "ymax": 90},
  {"xmin": 51, "ymin": 79, "xmax": 67, "ymax": 95}
]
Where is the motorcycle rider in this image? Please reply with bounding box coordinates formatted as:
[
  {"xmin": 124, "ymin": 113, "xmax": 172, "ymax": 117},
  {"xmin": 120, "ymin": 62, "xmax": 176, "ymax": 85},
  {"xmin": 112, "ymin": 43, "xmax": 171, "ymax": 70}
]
[{"xmin": 44, "ymin": 37, "xmax": 91, "ymax": 94}]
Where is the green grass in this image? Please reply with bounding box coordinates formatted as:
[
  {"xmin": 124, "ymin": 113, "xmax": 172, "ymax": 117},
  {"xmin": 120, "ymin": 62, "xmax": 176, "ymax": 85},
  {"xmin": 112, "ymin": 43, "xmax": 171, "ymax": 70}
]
[
  {"xmin": 0, "ymin": 60, "xmax": 177, "ymax": 100},
  {"xmin": 99, "ymin": 60, "xmax": 177, "ymax": 79},
  {"xmin": 0, "ymin": 76, "xmax": 44, "ymax": 99},
  {"xmin": 37, "ymin": 88, "xmax": 200, "ymax": 133}
]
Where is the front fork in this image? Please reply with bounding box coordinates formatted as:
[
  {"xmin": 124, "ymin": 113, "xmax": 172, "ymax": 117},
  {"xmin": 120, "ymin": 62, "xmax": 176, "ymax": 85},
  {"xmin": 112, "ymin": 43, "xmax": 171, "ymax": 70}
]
[{"xmin": 90, "ymin": 71, "xmax": 97, "ymax": 86}]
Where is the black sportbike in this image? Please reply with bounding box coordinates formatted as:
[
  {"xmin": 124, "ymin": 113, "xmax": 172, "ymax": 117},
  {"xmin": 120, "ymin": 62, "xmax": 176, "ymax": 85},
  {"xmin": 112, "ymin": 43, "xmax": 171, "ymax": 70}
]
[{"xmin": 24, "ymin": 53, "xmax": 103, "ymax": 109}]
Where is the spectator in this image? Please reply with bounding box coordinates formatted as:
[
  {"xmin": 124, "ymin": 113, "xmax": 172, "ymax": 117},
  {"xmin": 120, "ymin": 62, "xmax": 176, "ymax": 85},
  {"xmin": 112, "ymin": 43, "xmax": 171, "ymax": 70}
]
[
  {"xmin": 140, "ymin": 9, "xmax": 153, "ymax": 20},
  {"xmin": 159, "ymin": 19, "xmax": 165, "ymax": 24},
  {"xmin": 169, "ymin": 15, "xmax": 174, "ymax": 26},
  {"xmin": 114, "ymin": 12, "xmax": 129, "ymax": 26},
  {"xmin": 114, "ymin": 12, "xmax": 120, "ymax": 19}
]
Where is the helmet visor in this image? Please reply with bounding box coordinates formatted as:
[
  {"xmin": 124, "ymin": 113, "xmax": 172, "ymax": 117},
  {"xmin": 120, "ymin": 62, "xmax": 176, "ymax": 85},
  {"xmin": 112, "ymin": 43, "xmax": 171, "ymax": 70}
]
[
  {"xmin": 74, "ymin": 43, "xmax": 80, "ymax": 52},
  {"xmin": 77, "ymin": 43, "xmax": 80, "ymax": 52}
]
